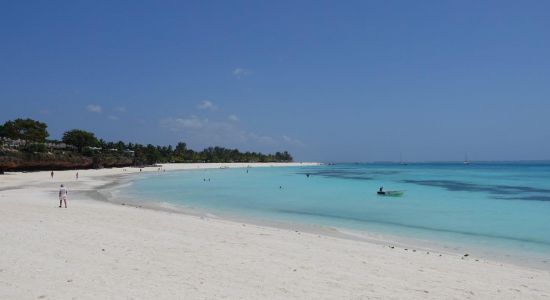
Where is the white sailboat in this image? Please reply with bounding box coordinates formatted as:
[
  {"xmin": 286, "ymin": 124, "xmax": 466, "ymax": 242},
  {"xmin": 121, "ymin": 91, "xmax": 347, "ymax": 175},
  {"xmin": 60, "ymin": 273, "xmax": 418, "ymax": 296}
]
[{"xmin": 464, "ymin": 153, "xmax": 471, "ymax": 165}]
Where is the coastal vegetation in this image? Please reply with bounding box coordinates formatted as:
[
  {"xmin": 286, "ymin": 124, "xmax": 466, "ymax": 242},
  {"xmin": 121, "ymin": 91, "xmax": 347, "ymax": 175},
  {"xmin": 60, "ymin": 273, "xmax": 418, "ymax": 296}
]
[{"xmin": 0, "ymin": 118, "xmax": 293, "ymax": 171}]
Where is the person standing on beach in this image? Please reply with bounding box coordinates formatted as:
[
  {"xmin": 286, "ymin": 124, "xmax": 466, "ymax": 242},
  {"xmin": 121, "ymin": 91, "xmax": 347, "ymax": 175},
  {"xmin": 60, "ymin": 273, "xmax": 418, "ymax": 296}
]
[
  {"xmin": 58, "ymin": 184, "xmax": 68, "ymax": 208},
  {"xmin": 76, "ymin": 172, "xmax": 79, "ymax": 180},
  {"xmin": 51, "ymin": 171, "xmax": 54, "ymax": 179}
]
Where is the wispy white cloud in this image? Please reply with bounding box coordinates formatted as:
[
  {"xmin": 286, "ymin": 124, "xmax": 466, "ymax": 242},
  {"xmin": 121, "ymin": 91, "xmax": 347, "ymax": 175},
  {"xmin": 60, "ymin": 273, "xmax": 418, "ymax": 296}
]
[
  {"xmin": 159, "ymin": 116, "xmax": 277, "ymax": 147},
  {"xmin": 86, "ymin": 104, "xmax": 102, "ymax": 113},
  {"xmin": 113, "ymin": 106, "xmax": 126, "ymax": 113},
  {"xmin": 197, "ymin": 100, "xmax": 217, "ymax": 110},
  {"xmin": 108, "ymin": 115, "xmax": 119, "ymax": 121},
  {"xmin": 160, "ymin": 115, "xmax": 306, "ymax": 152},
  {"xmin": 232, "ymin": 68, "xmax": 252, "ymax": 79},
  {"xmin": 249, "ymin": 133, "xmax": 275, "ymax": 144},
  {"xmin": 282, "ymin": 135, "xmax": 305, "ymax": 147},
  {"xmin": 160, "ymin": 116, "xmax": 205, "ymax": 130}
]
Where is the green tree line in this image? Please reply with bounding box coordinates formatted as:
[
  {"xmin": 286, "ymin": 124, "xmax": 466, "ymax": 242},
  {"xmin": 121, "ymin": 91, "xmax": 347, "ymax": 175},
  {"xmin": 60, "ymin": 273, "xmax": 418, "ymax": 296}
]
[{"xmin": 1, "ymin": 118, "xmax": 293, "ymax": 165}]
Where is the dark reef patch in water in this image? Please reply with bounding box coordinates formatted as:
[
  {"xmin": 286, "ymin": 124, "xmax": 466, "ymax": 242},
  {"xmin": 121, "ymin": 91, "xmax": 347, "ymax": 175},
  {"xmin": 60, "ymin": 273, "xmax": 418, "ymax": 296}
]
[
  {"xmin": 403, "ymin": 179, "xmax": 550, "ymax": 202},
  {"xmin": 299, "ymin": 170, "xmax": 364, "ymax": 175},
  {"xmin": 369, "ymin": 170, "xmax": 401, "ymax": 175},
  {"xmin": 494, "ymin": 196, "xmax": 550, "ymax": 202},
  {"xmin": 297, "ymin": 168, "xmax": 400, "ymax": 181},
  {"xmin": 494, "ymin": 185, "xmax": 550, "ymax": 194},
  {"xmin": 296, "ymin": 170, "xmax": 374, "ymax": 181},
  {"xmin": 403, "ymin": 180, "xmax": 550, "ymax": 195}
]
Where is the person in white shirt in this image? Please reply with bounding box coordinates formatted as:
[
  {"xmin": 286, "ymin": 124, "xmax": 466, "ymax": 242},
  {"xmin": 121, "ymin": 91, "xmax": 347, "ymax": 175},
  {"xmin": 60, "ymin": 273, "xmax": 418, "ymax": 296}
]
[{"xmin": 59, "ymin": 184, "xmax": 68, "ymax": 208}]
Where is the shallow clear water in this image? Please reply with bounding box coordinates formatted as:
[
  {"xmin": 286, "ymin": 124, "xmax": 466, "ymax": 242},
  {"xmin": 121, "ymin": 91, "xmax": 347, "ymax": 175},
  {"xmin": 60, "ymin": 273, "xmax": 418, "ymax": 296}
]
[{"xmin": 124, "ymin": 163, "xmax": 550, "ymax": 261}]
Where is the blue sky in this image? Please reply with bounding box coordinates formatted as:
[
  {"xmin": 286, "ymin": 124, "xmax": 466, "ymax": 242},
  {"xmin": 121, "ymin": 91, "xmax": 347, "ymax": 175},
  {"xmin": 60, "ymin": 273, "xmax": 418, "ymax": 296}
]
[{"xmin": 1, "ymin": 1, "xmax": 549, "ymax": 162}]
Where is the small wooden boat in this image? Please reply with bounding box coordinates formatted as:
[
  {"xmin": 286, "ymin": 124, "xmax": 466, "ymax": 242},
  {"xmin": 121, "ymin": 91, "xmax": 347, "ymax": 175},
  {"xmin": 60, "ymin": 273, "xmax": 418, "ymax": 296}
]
[{"xmin": 377, "ymin": 190, "xmax": 404, "ymax": 197}]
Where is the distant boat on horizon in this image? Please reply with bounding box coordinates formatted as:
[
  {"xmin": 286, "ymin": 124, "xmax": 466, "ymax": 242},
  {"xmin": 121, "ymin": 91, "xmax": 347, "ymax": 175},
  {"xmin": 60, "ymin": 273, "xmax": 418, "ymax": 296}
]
[
  {"xmin": 399, "ymin": 153, "xmax": 408, "ymax": 165},
  {"xmin": 464, "ymin": 153, "xmax": 471, "ymax": 165}
]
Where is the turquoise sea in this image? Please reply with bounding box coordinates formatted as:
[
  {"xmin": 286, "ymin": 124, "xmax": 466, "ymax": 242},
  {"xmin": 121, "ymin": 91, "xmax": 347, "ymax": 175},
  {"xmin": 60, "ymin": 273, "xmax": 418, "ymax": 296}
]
[{"xmin": 123, "ymin": 163, "xmax": 550, "ymax": 266}]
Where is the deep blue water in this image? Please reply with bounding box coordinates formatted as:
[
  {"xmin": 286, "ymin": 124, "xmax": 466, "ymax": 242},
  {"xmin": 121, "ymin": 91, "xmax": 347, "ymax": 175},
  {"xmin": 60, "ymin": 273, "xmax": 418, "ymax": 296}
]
[{"xmin": 124, "ymin": 163, "xmax": 550, "ymax": 260}]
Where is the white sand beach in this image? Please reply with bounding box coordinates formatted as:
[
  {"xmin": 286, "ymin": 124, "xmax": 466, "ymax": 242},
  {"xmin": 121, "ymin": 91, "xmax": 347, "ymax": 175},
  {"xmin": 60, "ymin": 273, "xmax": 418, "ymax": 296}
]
[{"xmin": 1, "ymin": 163, "xmax": 549, "ymax": 299}]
